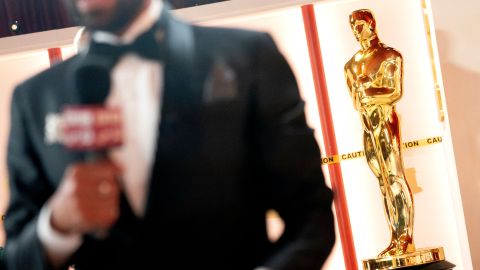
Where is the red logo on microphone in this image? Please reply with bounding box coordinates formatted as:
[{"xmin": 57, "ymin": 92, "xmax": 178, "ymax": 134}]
[{"xmin": 62, "ymin": 106, "xmax": 123, "ymax": 150}]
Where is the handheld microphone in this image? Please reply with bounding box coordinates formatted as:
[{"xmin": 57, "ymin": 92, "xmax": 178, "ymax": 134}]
[
  {"xmin": 67, "ymin": 57, "xmax": 122, "ymax": 156},
  {"xmin": 46, "ymin": 56, "xmax": 123, "ymax": 156},
  {"xmin": 74, "ymin": 56, "xmax": 111, "ymax": 105},
  {"xmin": 63, "ymin": 57, "xmax": 122, "ymax": 239}
]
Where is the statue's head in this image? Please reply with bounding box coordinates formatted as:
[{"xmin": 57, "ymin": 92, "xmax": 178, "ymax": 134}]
[{"xmin": 349, "ymin": 9, "xmax": 377, "ymax": 43}]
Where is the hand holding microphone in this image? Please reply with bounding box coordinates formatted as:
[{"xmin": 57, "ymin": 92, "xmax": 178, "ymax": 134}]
[
  {"xmin": 48, "ymin": 58, "xmax": 123, "ymax": 236},
  {"xmin": 50, "ymin": 160, "xmax": 121, "ymax": 235}
]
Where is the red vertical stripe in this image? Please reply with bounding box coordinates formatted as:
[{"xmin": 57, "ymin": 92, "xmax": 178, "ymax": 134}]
[
  {"xmin": 301, "ymin": 4, "xmax": 358, "ymax": 270},
  {"xmin": 48, "ymin": 48, "xmax": 63, "ymax": 66}
]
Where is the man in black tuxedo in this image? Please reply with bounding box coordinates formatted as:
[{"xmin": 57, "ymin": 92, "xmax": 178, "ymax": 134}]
[{"xmin": 4, "ymin": 0, "xmax": 335, "ymax": 269}]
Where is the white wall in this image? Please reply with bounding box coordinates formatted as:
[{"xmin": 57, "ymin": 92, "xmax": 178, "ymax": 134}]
[{"xmin": 431, "ymin": 0, "xmax": 480, "ymax": 269}]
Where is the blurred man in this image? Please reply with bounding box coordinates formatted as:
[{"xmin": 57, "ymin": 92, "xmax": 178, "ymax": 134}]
[{"xmin": 5, "ymin": 0, "xmax": 335, "ymax": 269}]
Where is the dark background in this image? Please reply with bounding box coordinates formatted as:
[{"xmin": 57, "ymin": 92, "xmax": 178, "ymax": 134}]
[{"xmin": 0, "ymin": 0, "xmax": 228, "ymax": 38}]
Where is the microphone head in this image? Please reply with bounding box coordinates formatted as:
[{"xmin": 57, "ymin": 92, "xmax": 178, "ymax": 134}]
[
  {"xmin": 73, "ymin": 55, "xmax": 112, "ymax": 105},
  {"xmin": 60, "ymin": 54, "xmax": 122, "ymax": 151}
]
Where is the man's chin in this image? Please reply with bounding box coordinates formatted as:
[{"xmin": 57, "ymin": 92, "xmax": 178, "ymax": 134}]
[{"xmin": 81, "ymin": 12, "xmax": 115, "ymax": 31}]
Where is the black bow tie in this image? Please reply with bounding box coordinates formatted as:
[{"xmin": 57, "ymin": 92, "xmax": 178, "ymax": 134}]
[{"xmin": 88, "ymin": 26, "xmax": 166, "ymax": 64}]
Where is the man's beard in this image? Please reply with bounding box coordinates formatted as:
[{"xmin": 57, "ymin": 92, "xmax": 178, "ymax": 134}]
[{"xmin": 64, "ymin": 0, "xmax": 146, "ymax": 33}]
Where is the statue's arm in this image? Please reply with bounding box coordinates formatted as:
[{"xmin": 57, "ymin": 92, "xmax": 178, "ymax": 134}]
[
  {"xmin": 344, "ymin": 64, "xmax": 362, "ymax": 111},
  {"xmin": 360, "ymin": 55, "xmax": 403, "ymax": 105}
]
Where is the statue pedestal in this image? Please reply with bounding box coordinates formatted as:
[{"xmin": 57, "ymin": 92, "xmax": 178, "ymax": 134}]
[
  {"xmin": 403, "ymin": 260, "xmax": 455, "ymax": 270},
  {"xmin": 363, "ymin": 247, "xmax": 449, "ymax": 270}
]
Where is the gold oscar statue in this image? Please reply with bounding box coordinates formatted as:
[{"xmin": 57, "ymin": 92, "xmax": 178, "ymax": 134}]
[{"xmin": 344, "ymin": 9, "xmax": 446, "ymax": 270}]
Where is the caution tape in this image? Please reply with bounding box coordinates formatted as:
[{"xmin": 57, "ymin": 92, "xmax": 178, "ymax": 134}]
[{"xmin": 321, "ymin": 136, "xmax": 443, "ymax": 165}]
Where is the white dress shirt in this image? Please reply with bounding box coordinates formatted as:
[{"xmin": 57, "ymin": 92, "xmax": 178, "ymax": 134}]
[
  {"xmin": 104, "ymin": 0, "xmax": 163, "ymax": 218},
  {"xmin": 37, "ymin": 0, "xmax": 164, "ymax": 263}
]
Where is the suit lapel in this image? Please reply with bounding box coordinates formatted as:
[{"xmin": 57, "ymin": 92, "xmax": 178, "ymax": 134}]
[
  {"xmin": 158, "ymin": 8, "xmax": 198, "ymax": 117},
  {"xmin": 144, "ymin": 9, "xmax": 201, "ymax": 217}
]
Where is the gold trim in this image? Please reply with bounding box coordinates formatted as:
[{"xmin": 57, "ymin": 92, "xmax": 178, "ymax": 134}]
[
  {"xmin": 363, "ymin": 247, "xmax": 445, "ymax": 270},
  {"xmin": 421, "ymin": 0, "xmax": 445, "ymax": 122}
]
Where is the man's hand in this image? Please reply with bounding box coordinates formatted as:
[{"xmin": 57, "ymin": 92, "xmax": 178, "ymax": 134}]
[{"xmin": 49, "ymin": 160, "xmax": 122, "ymax": 236}]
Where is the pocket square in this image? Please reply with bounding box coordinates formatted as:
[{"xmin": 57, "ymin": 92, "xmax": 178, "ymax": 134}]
[{"xmin": 203, "ymin": 59, "xmax": 238, "ymax": 104}]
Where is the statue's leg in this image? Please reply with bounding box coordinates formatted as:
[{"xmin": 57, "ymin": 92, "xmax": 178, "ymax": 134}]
[
  {"xmin": 364, "ymin": 130, "xmax": 382, "ymax": 179},
  {"xmin": 377, "ymin": 111, "xmax": 415, "ymax": 257},
  {"xmin": 364, "ymin": 129, "xmax": 397, "ymax": 257}
]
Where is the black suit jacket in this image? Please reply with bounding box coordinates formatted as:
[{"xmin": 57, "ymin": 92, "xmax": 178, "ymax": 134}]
[{"xmin": 5, "ymin": 7, "xmax": 335, "ymax": 270}]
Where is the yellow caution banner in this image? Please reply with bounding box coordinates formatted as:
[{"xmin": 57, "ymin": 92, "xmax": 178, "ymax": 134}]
[{"xmin": 321, "ymin": 136, "xmax": 443, "ymax": 165}]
